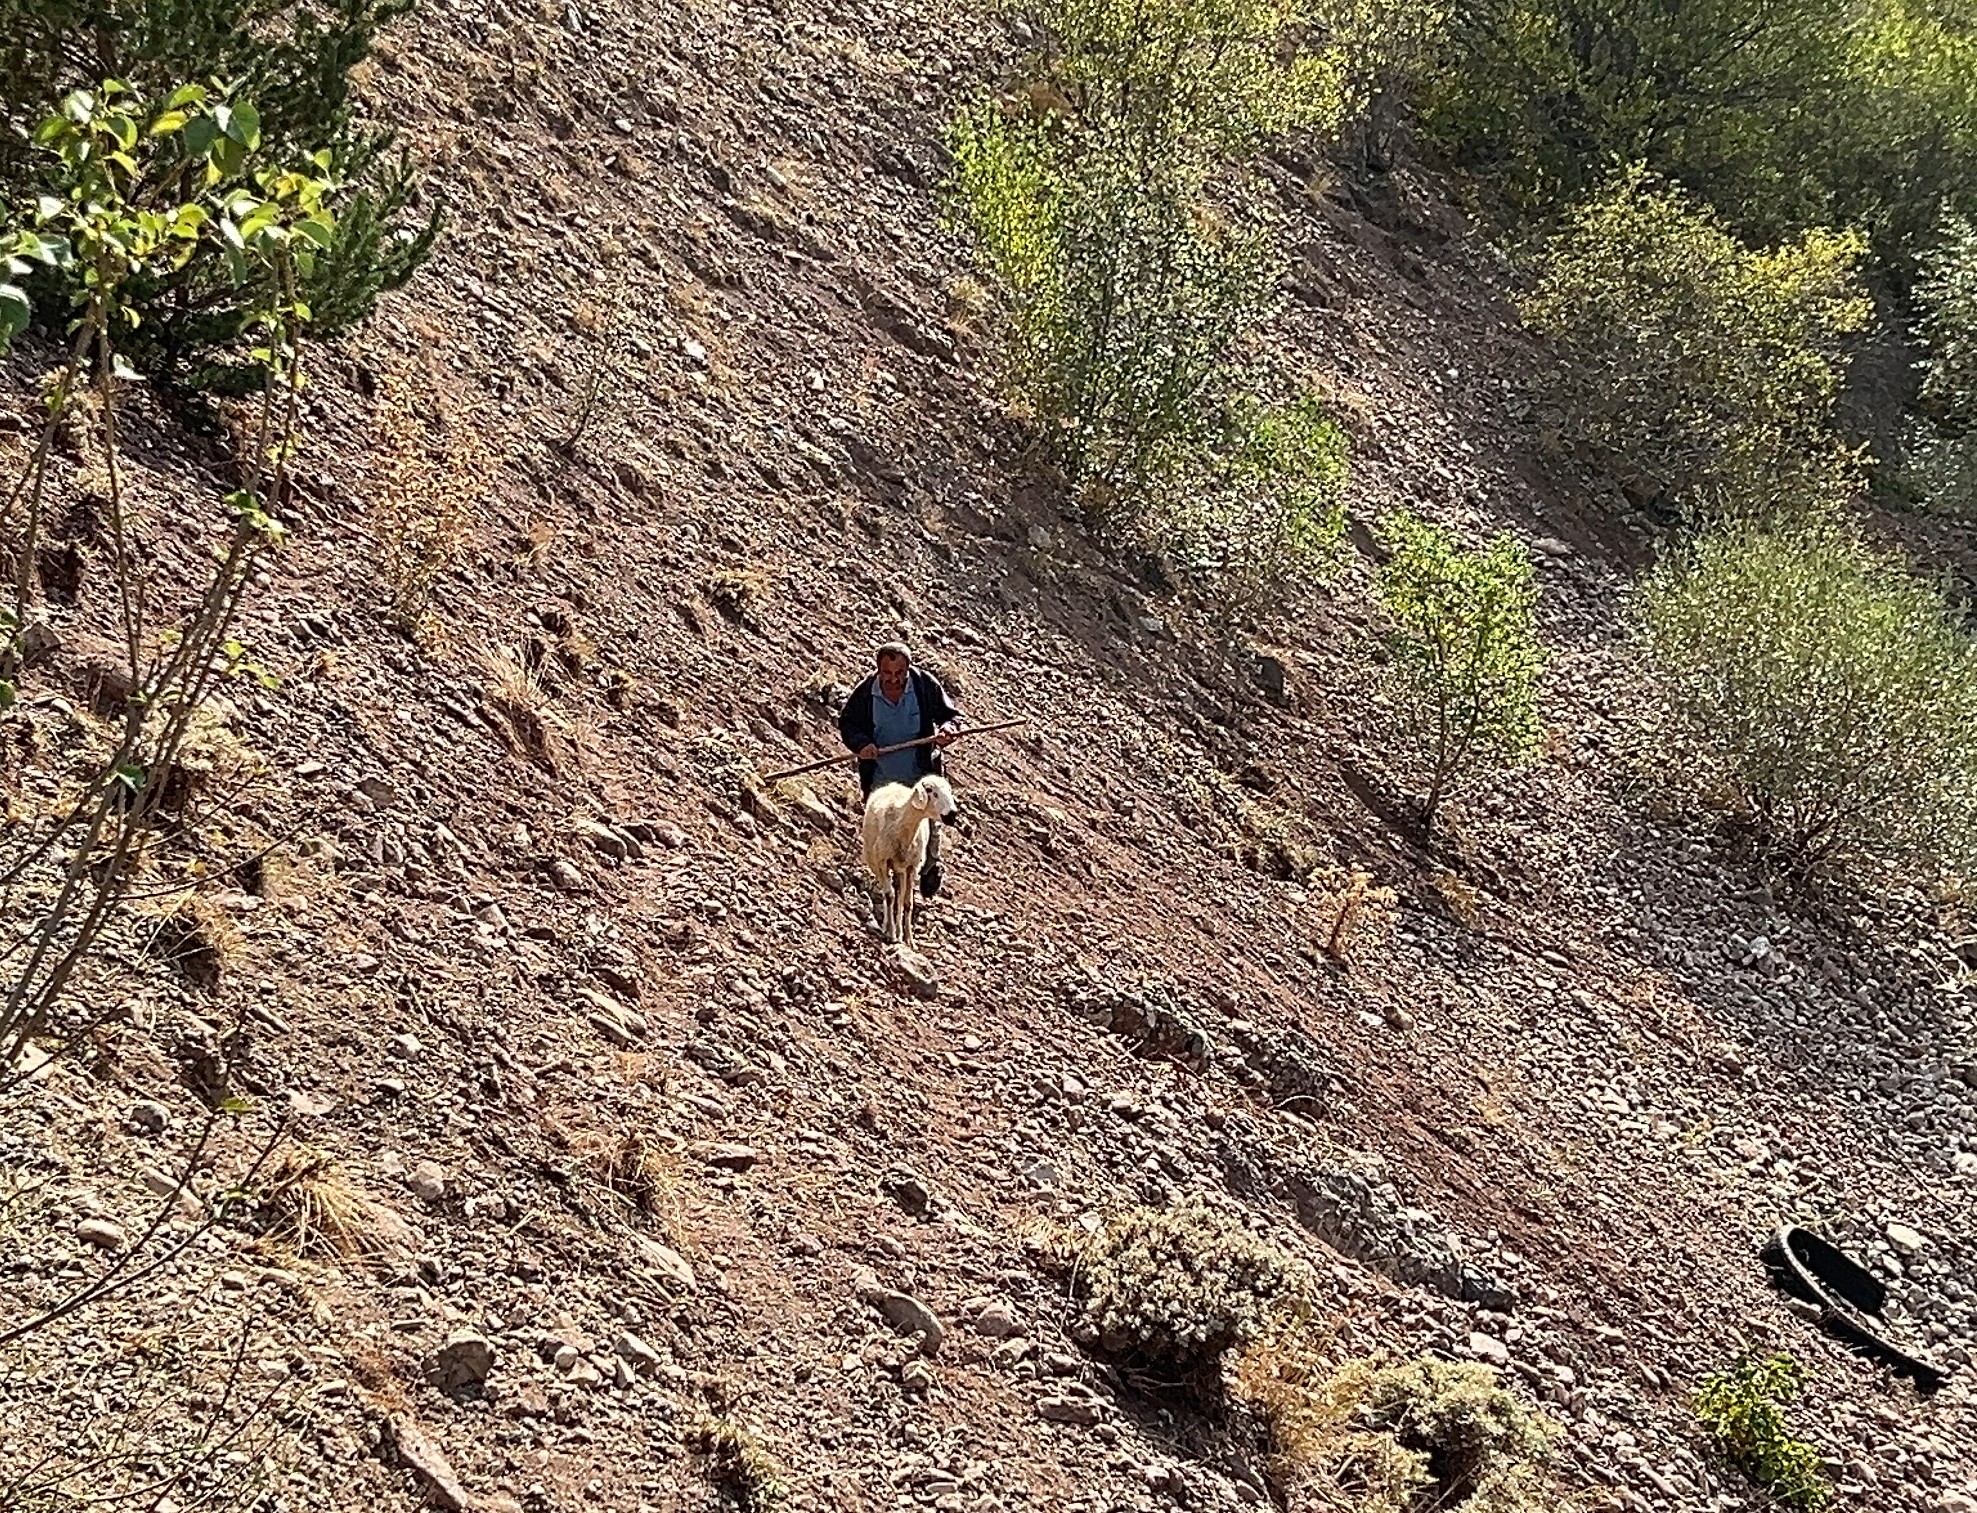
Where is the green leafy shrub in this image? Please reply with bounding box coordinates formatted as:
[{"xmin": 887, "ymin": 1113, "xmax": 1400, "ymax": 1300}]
[
  {"xmin": 1641, "ymin": 512, "xmax": 1977, "ymax": 883},
  {"xmin": 0, "ymin": 0, "xmax": 435, "ymax": 387},
  {"xmin": 1693, "ymin": 1353, "xmax": 1830, "ymax": 1510},
  {"xmin": 1522, "ymin": 173, "xmax": 1870, "ymax": 521},
  {"xmin": 1918, "ymin": 215, "xmax": 1977, "ymax": 428},
  {"xmin": 1375, "ymin": 509, "xmax": 1545, "ymax": 827},
  {"xmin": 1074, "ymin": 1199, "xmax": 1310, "ymax": 1373},
  {"xmin": 947, "ymin": 0, "xmax": 1351, "ymax": 580},
  {"xmin": 1236, "ymin": 1346, "xmax": 1561, "ymax": 1511},
  {"xmin": 1418, "ymin": 0, "xmax": 1977, "ymax": 264}
]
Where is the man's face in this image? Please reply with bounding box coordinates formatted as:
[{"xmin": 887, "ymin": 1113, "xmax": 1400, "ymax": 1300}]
[{"xmin": 878, "ymin": 655, "xmax": 910, "ymax": 702}]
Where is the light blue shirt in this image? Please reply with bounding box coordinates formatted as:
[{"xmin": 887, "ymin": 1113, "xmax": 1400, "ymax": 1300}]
[{"xmin": 871, "ymin": 678, "xmax": 922, "ymax": 787}]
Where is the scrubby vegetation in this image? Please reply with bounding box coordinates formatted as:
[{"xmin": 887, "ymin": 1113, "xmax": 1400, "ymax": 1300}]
[
  {"xmin": 947, "ymin": 0, "xmax": 1352, "ymax": 590},
  {"xmin": 1236, "ymin": 1342, "xmax": 1564, "ymax": 1510},
  {"xmin": 1522, "ymin": 173, "xmax": 1870, "ymax": 522},
  {"xmin": 0, "ymin": 0, "xmax": 435, "ymax": 386},
  {"xmin": 0, "ymin": 80, "xmax": 349, "ymax": 1069},
  {"xmin": 1694, "ymin": 1353, "xmax": 1831, "ymax": 1509},
  {"xmin": 1419, "ymin": 0, "xmax": 1977, "ymax": 264},
  {"xmin": 1641, "ymin": 512, "xmax": 1977, "ymax": 885},
  {"xmin": 1071, "ymin": 1199, "xmax": 1311, "ymax": 1374},
  {"xmin": 1904, "ymin": 214, "xmax": 1977, "ymax": 514},
  {"xmin": 1375, "ymin": 510, "xmax": 1545, "ymax": 827}
]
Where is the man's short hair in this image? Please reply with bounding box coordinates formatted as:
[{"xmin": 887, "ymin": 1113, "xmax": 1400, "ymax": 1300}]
[{"xmin": 875, "ymin": 641, "xmax": 912, "ymax": 667}]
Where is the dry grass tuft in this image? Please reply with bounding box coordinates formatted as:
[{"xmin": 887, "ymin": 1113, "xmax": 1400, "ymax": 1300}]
[
  {"xmin": 688, "ymin": 1414, "xmax": 786, "ymax": 1511},
  {"xmin": 476, "ymin": 645, "xmax": 564, "ymax": 773},
  {"xmin": 546, "ymin": 1116, "xmax": 681, "ymax": 1218},
  {"xmin": 144, "ymin": 892, "xmax": 244, "ymax": 991},
  {"xmin": 258, "ymin": 1143, "xmax": 417, "ymax": 1261},
  {"xmin": 1316, "ymin": 867, "xmax": 1399, "ymax": 964},
  {"xmin": 367, "ymin": 373, "xmax": 502, "ymax": 637},
  {"xmin": 1234, "ymin": 1345, "xmax": 1567, "ymax": 1512}
]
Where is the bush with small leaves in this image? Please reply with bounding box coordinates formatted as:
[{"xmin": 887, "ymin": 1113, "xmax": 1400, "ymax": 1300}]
[
  {"xmin": 0, "ymin": 0, "xmax": 435, "ymax": 387},
  {"xmin": 1375, "ymin": 510, "xmax": 1545, "ymax": 827},
  {"xmin": 947, "ymin": 0, "xmax": 1352, "ymax": 584},
  {"xmin": 1693, "ymin": 1353, "xmax": 1829, "ymax": 1510},
  {"xmin": 1641, "ymin": 512, "xmax": 1977, "ymax": 886},
  {"xmin": 1522, "ymin": 172, "xmax": 1870, "ymax": 522},
  {"xmin": 1074, "ymin": 1199, "xmax": 1310, "ymax": 1374}
]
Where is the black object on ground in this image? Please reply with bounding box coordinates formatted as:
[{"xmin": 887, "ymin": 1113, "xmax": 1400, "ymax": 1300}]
[{"xmin": 1761, "ymin": 1224, "xmax": 1948, "ymax": 1392}]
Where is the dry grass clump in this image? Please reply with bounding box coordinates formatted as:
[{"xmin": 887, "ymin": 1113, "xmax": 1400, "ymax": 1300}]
[
  {"xmin": 1070, "ymin": 1199, "xmax": 1312, "ymax": 1374},
  {"xmin": 257, "ymin": 1143, "xmax": 417, "ymax": 1261},
  {"xmin": 144, "ymin": 892, "xmax": 244, "ymax": 991},
  {"xmin": 688, "ymin": 1414, "xmax": 786, "ymax": 1510},
  {"xmin": 546, "ymin": 1117, "xmax": 680, "ymax": 1218},
  {"xmin": 367, "ymin": 374, "xmax": 501, "ymax": 637},
  {"xmin": 1315, "ymin": 866, "xmax": 1399, "ymax": 964},
  {"xmin": 476, "ymin": 644, "xmax": 564, "ymax": 774},
  {"xmin": 1236, "ymin": 1348, "xmax": 1564, "ymax": 1511}
]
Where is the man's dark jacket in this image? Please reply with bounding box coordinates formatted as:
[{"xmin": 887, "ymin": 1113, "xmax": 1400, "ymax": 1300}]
[{"xmin": 838, "ymin": 667, "xmax": 960, "ymax": 796}]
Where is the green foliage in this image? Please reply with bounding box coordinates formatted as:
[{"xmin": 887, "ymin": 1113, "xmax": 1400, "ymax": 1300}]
[
  {"xmin": 1074, "ymin": 1199, "xmax": 1310, "ymax": 1372},
  {"xmin": 1641, "ymin": 512, "xmax": 1977, "ymax": 884},
  {"xmin": 947, "ymin": 0, "xmax": 1352, "ymax": 585},
  {"xmin": 1918, "ymin": 214, "xmax": 1977, "ymax": 430},
  {"xmin": 0, "ymin": 80, "xmax": 327, "ymax": 1069},
  {"xmin": 1419, "ymin": 0, "xmax": 1977, "ymax": 265},
  {"xmin": 0, "ymin": 0, "xmax": 434, "ymax": 386},
  {"xmin": 1897, "ymin": 215, "xmax": 1977, "ymax": 515},
  {"xmin": 1522, "ymin": 173, "xmax": 1870, "ymax": 521},
  {"xmin": 1375, "ymin": 509, "xmax": 1545, "ymax": 825},
  {"xmin": 1693, "ymin": 1353, "xmax": 1830, "ymax": 1510}
]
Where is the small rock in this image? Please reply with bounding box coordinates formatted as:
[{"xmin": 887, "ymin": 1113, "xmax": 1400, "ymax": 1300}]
[
  {"xmin": 129, "ymin": 1099, "xmax": 170, "ymax": 1134},
  {"xmin": 883, "ymin": 943, "xmax": 940, "ymax": 999},
  {"xmin": 632, "ymin": 1235, "xmax": 698, "ymax": 1294},
  {"xmin": 1886, "ymin": 1222, "xmax": 1927, "ymax": 1254},
  {"xmin": 881, "ymin": 1166, "xmax": 932, "ymax": 1216},
  {"xmin": 689, "ymin": 1141, "xmax": 760, "ymax": 1172},
  {"xmin": 853, "ymin": 1268, "xmax": 944, "ymax": 1355},
  {"xmin": 386, "ymin": 1415, "xmax": 473, "ymax": 1511},
  {"xmin": 76, "ymin": 1218, "xmax": 128, "ymax": 1251},
  {"xmin": 614, "ymin": 1330, "xmax": 663, "ymax": 1375},
  {"xmin": 900, "ymin": 1358, "xmax": 935, "ymax": 1393},
  {"xmin": 1038, "ymin": 1394, "xmax": 1102, "ymax": 1425},
  {"xmin": 1467, "ymin": 1331, "xmax": 1509, "ymax": 1367},
  {"xmin": 973, "ymin": 1301, "xmax": 1019, "ymax": 1339},
  {"xmin": 429, "ymin": 1330, "xmax": 496, "ymax": 1392},
  {"xmin": 408, "ymin": 1161, "xmax": 448, "ymax": 1203}
]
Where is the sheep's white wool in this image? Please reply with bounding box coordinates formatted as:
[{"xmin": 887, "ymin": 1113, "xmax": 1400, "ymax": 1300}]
[{"xmin": 861, "ymin": 775, "xmax": 957, "ymax": 947}]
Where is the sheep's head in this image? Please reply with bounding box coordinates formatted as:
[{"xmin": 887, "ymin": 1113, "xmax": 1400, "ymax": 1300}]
[{"xmin": 916, "ymin": 774, "xmax": 960, "ymax": 823}]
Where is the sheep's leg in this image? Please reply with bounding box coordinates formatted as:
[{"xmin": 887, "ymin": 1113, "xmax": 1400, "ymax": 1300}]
[{"xmin": 896, "ymin": 866, "xmax": 914, "ymax": 947}]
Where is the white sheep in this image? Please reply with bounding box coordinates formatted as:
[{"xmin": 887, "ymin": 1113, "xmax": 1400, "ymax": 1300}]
[{"xmin": 861, "ymin": 774, "xmax": 958, "ymax": 946}]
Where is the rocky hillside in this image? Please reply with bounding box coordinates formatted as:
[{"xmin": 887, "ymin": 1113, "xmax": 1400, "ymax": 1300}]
[{"xmin": 0, "ymin": 0, "xmax": 1974, "ymax": 1509}]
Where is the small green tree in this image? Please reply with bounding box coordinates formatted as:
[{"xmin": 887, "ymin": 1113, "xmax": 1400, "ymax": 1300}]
[
  {"xmin": 0, "ymin": 0, "xmax": 435, "ymax": 387},
  {"xmin": 1522, "ymin": 172, "xmax": 1870, "ymax": 522},
  {"xmin": 1693, "ymin": 1353, "xmax": 1830, "ymax": 1510},
  {"xmin": 947, "ymin": 0, "xmax": 1352, "ymax": 580},
  {"xmin": 1375, "ymin": 510, "xmax": 1546, "ymax": 827},
  {"xmin": 1642, "ymin": 512, "xmax": 1977, "ymax": 883}
]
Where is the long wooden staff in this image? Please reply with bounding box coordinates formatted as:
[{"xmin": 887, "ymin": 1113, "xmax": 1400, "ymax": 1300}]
[{"xmin": 758, "ymin": 718, "xmax": 1027, "ymax": 784}]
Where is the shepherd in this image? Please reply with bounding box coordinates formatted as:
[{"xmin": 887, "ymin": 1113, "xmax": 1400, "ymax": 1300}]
[{"xmin": 838, "ymin": 641, "xmax": 962, "ymax": 899}]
